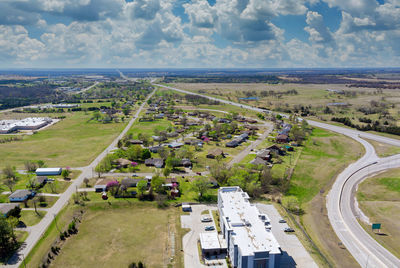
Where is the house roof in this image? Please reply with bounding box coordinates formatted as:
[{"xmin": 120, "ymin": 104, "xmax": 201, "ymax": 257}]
[
  {"xmin": 35, "ymin": 176, "xmax": 47, "ymax": 184},
  {"xmin": 9, "ymin": 189, "xmax": 33, "ymax": 199},
  {"xmin": 207, "ymin": 148, "xmax": 224, "ymax": 157},
  {"xmin": 0, "ymin": 203, "xmax": 19, "ymax": 214},
  {"xmin": 114, "ymin": 158, "xmax": 132, "ymax": 166},
  {"xmin": 277, "ymin": 134, "xmax": 288, "ymax": 139},
  {"xmin": 95, "ymin": 178, "xmax": 116, "ymax": 186},
  {"xmin": 257, "ymin": 149, "xmax": 271, "ymax": 158},
  {"xmin": 121, "ymin": 178, "xmax": 141, "ymax": 187}
]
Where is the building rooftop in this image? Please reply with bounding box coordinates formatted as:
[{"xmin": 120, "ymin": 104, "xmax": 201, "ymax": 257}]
[
  {"xmin": 0, "ymin": 117, "xmax": 52, "ymax": 133},
  {"xmin": 199, "ymin": 232, "xmax": 225, "ymax": 250},
  {"xmin": 219, "ymin": 187, "xmax": 280, "ymax": 256}
]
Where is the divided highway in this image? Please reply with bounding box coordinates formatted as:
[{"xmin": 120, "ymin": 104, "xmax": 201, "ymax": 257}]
[{"xmin": 154, "ymin": 82, "xmax": 400, "ymax": 268}]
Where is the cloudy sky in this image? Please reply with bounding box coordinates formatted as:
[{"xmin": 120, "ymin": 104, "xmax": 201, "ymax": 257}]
[{"xmin": 1, "ymin": 0, "xmax": 399, "ymax": 68}]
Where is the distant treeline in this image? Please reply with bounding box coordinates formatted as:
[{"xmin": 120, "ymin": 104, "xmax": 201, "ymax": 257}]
[
  {"xmin": 332, "ymin": 117, "xmax": 400, "ymax": 135},
  {"xmin": 162, "ymin": 75, "xmax": 281, "ymax": 83}
]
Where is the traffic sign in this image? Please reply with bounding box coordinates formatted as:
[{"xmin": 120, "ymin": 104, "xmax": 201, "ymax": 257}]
[{"xmin": 372, "ymin": 223, "xmax": 381, "ymax": 230}]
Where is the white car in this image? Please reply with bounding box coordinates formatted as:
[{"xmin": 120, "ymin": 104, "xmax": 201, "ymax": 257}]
[{"xmin": 201, "ymin": 217, "xmax": 212, "ymax": 222}]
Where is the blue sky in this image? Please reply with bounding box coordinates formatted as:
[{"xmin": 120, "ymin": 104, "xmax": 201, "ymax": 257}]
[{"xmin": 1, "ymin": 0, "xmax": 400, "ymax": 68}]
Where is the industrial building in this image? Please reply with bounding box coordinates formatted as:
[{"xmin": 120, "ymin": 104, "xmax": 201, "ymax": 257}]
[
  {"xmin": 0, "ymin": 117, "xmax": 52, "ymax": 134},
  {"xmin": 218, "ymin": 187, "xmax": 281, "ymax": 268},
  {"xmin": 35, "ymin": 168, "xmax": 62, "ymax": 176}
]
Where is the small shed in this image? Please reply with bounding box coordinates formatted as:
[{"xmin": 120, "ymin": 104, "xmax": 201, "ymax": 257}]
[{"xmin": 182, "ymin": 203, "xmax": 191, "ymax": 212}]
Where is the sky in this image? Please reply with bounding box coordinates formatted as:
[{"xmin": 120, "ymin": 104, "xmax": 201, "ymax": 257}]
[{"xmin": 1, "ymin": 0, "xmax": 400, "ymax": 68}]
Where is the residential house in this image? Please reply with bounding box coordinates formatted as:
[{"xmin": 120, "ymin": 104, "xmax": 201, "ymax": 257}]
[
  {"xmin": 121, "ymin": 178, "xmax": 141, "ymax": 188},
  {"xmin": 207, "ymin": 148, "xmax": 225, "ymax": 159},
  {"xmin": 267, "ymin": 145, "xmax": 285, "ymax": 155},
  {"xmin": 226, "ymin": 140, "xmax": 240, "ymax": 148},
  {"xmin": 9, "ymin": 190, "xmax": 36, "ymax": 202},
  {"xmin": 168, "ymin": 142, "xmax": 184, "ymax": 149},
  {"xmin": 35, "ymin": 176, "xmax": 48, "ymax": 188},
  {"xmin": 180, "ymin": 158, "xmax": 192, "ymax": 167},
  {"xmin": 250, "ymin": 157, "xmax": 269, "ymax": 166},
  {"xmin": 0, "ymin": 203, "xmax": 20, "ymax": 217},
  {"xmin": 276, "ymin": 134, "xmax": 289, "ymax": 143},
  {"xmin": 113, "ymin": 158, "xmax": 132, "ymax": 168},
  {"xmin": 256, "ymin": 149, "xmax": 271, "ymax": 161},
  {"xmin": 145, "ymin": 158, "xmax": 165, "ymax": 168},
  {"xmin": 128, "ymin": 139, "xmax": 144, "ymax": 145},
  {"xmin": 149, "ymin": 145, "xmax": 164, "ymax": 153},
  {"xmin": 94, "ymin": 178, "xmax": 116, "ymax": 192}
]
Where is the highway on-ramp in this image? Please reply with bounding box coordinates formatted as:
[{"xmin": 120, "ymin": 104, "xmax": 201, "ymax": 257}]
[{"xmin": 153, "ymin": 82, "xmax": 400, "ymax": 268}]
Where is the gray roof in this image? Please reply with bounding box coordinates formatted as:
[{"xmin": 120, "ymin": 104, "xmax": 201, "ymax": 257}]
[
  {"xmin": 0, "ymin": 203, "xmax": 19, "ymax": 214},
  {"xmin": 9, "ymin": 189, "xmax": 32, "ymax": 199}
]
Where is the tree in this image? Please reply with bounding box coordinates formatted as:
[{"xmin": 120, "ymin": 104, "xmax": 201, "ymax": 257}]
[
  {"xmin": 282, "ymin": 196, "xmax": 300, "ymax": 213},
  {"xmin": 163, "ymin": 166, "xmax": 172, "ymax": 177},
  {"xmin": 289, "ymin": 125, "xmax": 306, "ymax": 144},
  {"xmin": 0, "ymin": 217, "xmax": 17, "ymax": 259},
  {"xmin": 158, "ymin": 147, "xmax": 170, "ymax": 160},
  {"xmin": 4, "ymin": 179, "xmax": 16, "ymax": 193},
  {"xmin": 24, "ymin": 161, "xmax": 37, "ymax": 172},
  {"xmin": 191, "ymin": 177, "xmax": 210, "ymax": 200},
  {"xmin": 7, "ymin": 206, "xmax": 21, "ymax": 219},
  {"xmin": 83, "ymin": 178, "xmax": 90, "ymax": 187},
  {"xmin": 37, "ymin": 160, "xmax": 45, "ymax": 168},
  {"xmin": 61, "ymin": 168, "xmax": 71, "ymax": 179},
  {"xmin": 126, "ymin": 145, "xmax": 143, "ymax": 161},
  {"xmin": 259, "ymin": 166, "xmax": 272, "ymax": 193},
  {"xmin": 2, "ymin": 165, "xmax": 16, "ymax": 180},
  {"xmin": 137, "ymin": 180, "xmax": 148, "ymax": 197},
  {"xmin": 151, "ymin": 175, "xmax": 165, "ymax": 194},
  {"xmin": 141, "ymin": 149, "xmax": 151, "ymax": 160}
]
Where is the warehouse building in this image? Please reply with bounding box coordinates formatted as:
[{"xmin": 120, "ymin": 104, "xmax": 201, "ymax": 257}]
[
  {"xmin": 0, "ymin": 117, "xmax": 52, "ymax": 134},
  {"xmin": 218, "ymin": 187, "xmax": 281, "ymax": 268},
  {"xmin": 35, "ymin": 168, "xmax": 62, "ymax": 176}
]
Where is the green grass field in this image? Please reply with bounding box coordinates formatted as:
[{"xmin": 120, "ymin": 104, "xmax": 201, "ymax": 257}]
[
  {"xmin": 357, "ymin": 169, "xmax": 400, "ymax": 258},
  {"xmin": 47, "ymin": 204, "xmax": 184, "ymax": 268},
  {"xmin": 0, "ymin": 111, "xmax": 127, "ymax": 169},
  {"xmin": 20, "ymin": 210, "xmax": 47, "ymax": 226}
]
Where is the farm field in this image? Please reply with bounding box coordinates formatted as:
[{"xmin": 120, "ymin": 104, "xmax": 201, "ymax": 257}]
[
  {"xmin": 289, "ymin": 128, "xmax": 363, "ymax": 267},
  {"xmin": 49, "ymin": 204, "xmax": 184, "ymax": 268},
  {"xmin": 357, "ymin": 168, "xmax": 400, "ymax": 258},
  {"xmin": 0, "ymin": 111, "xmax": 127, "ymax": 169}
]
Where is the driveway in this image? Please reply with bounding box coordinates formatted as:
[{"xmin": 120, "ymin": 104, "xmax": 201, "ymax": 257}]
[{"xmin": 257, "ymin": 203, "xmax": 318, "ymax": 268}]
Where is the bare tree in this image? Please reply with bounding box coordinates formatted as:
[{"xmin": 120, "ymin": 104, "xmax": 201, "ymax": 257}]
[{"xmin": 4, "ymin": 179, "xmax": 16, "ymax": 193}]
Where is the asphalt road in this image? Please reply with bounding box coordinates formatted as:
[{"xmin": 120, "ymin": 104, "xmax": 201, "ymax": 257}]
[
  {"xmin": 6, "ymin": 88, "xmax": 157, "ymax": 267},
  {"xmin": 153, "ymin": 82, "xmax": 400, "ymax": 268}
]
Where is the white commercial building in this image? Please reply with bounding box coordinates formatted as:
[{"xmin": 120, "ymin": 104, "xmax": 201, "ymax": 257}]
[
  {"xmin": 0, "ymin": 117, "xmax": 52, "ymax": 134},
  {"xmin": 218, "ymin": 187, "xmax": 281, "ymax": 268}
]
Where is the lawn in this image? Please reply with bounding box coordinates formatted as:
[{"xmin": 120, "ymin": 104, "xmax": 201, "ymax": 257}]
[
  {"xmin": 49, "ymin": 204, "xmax": 184, "ymax": 268},
  {"xmin": 127, "ymin": 118, "xmax": 172, "ymax": 138},
  {"xmin": 357, "ymin": 168, "xmax": 400, "ymax": 258},
  {"xmin": 20, "ymin": 210, "xmax": 47, "ymax": 226},
  {"xmin": 288, "ymin": 127, "xmax": 363, "ymax": 267},
  {"xmin": 25, "ymin": 196, "xmax": 59, "ymax": 209},
  {"xmin": 364, "ymin": 138, "xmax": 400, "ymax": 157},
  {"xmin": 0, "ymin": 111, "xmax": 127, "ymax": 169}
]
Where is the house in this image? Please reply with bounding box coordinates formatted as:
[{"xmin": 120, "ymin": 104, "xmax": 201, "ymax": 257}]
[
  {"xmin": 168, "ymin": 142, "xmax": 184, "ymax": 149},
  {"xmin": 250, "ymin": 157, "xmax": 269, "ymax": 166},
  {"xmin": 166, "ymin": 131, "xmax": 179, "ymax": 138},
  {"xmin": 267, "ymin": 145, "xmax": 285, "ymax": 156},
  {"xmin": 0, "ymin": 203, "xmax": 20, "ymax": 217},
  {"xmin": 128, "ymin": 139, "xmax": 144, "ymax": 145},
  {"xmin": 94, "ymin": 178, "xmax": 117, "ymax": 192},
  {"xmin": 35, "ymin": 176, "xmax": 48, "ymax": 187},
  {"xmin": 121, "ymin": 178, "xmax": 141, "ymax": 188},
  {"xmin": 276, "ymin": 134, "xmax": 289, "ymax": 143},
  {"xmin": 226, "ymin": 140, "xmax": 240, "ymax": 148},
  {"xmin": 256, "ymin": 149, "xmax": 271, "ymax": 161},
  {"xmin": 9, "ymin": 190, "xmax": 36, "ymax": 202},
  {"xmin": 149, "ymin": 145, "xmax": 163, "ymax": 153},
  {"xmin": 113, "ymin": 158, "xmax": 132, "ymax": 168},
  {"xmin": 145, "ymin": 158, "xmax": 165, "ymax": 168},
  {"xmin": 152, "ymin": 135, "xmax": 167, "ymax": 142},
  {"xmin": 180, "ymin": 158, "xmax": 192, "ymax": 167},
  {"xmin": 207, "ymin": 148, "xmax": 225, "ymax": 159},
  {"xmin": 154, "ymin": 113, "xmax": 164, "ymax": 119},
  {"xmin": 35, "ymin": 168, "xmax": 62, "ymax": 176}
]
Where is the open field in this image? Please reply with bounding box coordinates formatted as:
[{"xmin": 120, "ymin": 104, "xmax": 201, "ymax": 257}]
[
  {"xmin": 20, "ymin": 210, "xmax": 47, "ymax": 226},
  {"xmin": 49, "ymin": 204, "xmax": 184, "ymax": 268},
  {"xmin": 0, "ymin": 111, "xmax": 127, "ymax": 168},
  {"xmin": 357, "ymin": 168, "xmax": 400, "ymax": 258},
  {"xmin": 289, "ymin": 127, "xmax": 363, "ymax": 267},
  {"xmin": 127, "ymin": 118, "xmax": 172, "ymax": 138}
]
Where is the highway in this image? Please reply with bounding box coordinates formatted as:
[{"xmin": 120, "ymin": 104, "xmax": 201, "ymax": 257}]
[
  {"xmin": 6, "ymin": 88, "xmax": 157, "ymax": 267},
  {"xmin": 153, "ymin": 82, "xmax": 400, "ymax": 268}
]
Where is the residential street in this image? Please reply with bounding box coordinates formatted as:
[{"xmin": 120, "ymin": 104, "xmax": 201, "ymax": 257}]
[
  {"xmin": 154, "ymin": 82, "xmax": 400, "ymax": 268},
  {"xmin": 6, "ymin": 88, "xmax": 157, "ymax": 267}
]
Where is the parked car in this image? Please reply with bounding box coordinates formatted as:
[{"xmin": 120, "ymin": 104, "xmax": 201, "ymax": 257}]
[
  {"xmin": 284, "ymin": 227, "xmax": 294, "ymax": 233},
  {"xmin": 201, "ymin": 217, "xmax": 212, "ymax": 222},
  {"xmin": 196, "ymin": 172, "xmax": 202, "ymax": 175},
  {"xmin": 205, "ymin": 226, "xmax": 215, "ymax": 231},
  {"xmin": 279, "ymin": 219, "xmax": 286, "ymax": 223},
  {"xmin": 132, "ymin": 174, "xmax": 138, "ymax": 177}
]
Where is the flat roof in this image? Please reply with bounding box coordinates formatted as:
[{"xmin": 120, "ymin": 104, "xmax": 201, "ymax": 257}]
[
  {"xmin": 200, "ymin": 232, "xmax": 225, "ymax": 250},
  {"xmin": 36, "ymin": 168, "xmax": 62, "ymax": 172},
  {"xmin": 219, "ymin": 187, "xmax": 280, "ymax": 255},
  {"xmin": 0, "ymin": 117, "xmax": 52, "ymax": 132}
]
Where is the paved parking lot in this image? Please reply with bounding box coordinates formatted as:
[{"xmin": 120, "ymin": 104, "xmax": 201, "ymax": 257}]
[
  {"xmin": 181, "ymin": 204, "xmax": 227, "ymax": 268},
  {"xmin": 257, "ymin": 203, "xmax": 318, "ymax": 268}
]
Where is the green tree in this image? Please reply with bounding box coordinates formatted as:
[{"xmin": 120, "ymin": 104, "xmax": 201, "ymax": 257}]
[
  {"xmin": 141, "ymin": 149, "xmax": 151, "ymax": 160},
  {"xmin": 166, "ymin": 157, "xmax": 181, "ymax": 169},
  {"xmin": 191, "ymin": 177, "xmax": 211, "ymax": 200},
  {"xmin": 126, "ymin": 145, "xmax": 143, "ymax": 161},
  {"xmin": 151, "ymin": 175, "xmax": 165, "ymax": 194},
  {"xmin": 0, "ymin": 217, "xmax": 17, "ymax": 259},
  {"xmin": 289, "ymin": 125, "xmax": 306, "ymax": 144},
  {"xmin": 163, "ymin": 166, "xmax": 172, "ymax": 177},
  {"xmin": 137, "ymin": 180, "xmax": 148, "ymax": 197},
  {"xmin": 61, "ymin": 168, "xmax": 71, "ymax": 179},
  {"xmin": 2, "ymin": 165, "xmax": 16, "ymax": 180},
  {"xmin": 282, "ymin": 196, "xmax": 300, "ymax": 213}
]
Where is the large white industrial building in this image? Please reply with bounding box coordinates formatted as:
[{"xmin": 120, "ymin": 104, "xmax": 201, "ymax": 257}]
[
  {"xmin": 218, "ymin": 187, "xmax": 281, "ymax": 268},
  {"xmin": 0, "ymin": 117, "xmax": 52, "ymax": 134}
]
